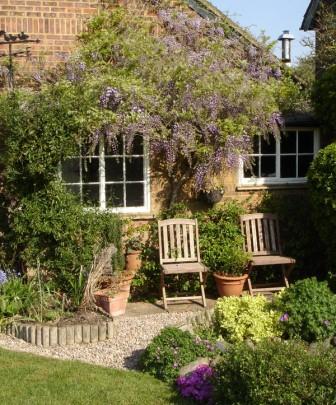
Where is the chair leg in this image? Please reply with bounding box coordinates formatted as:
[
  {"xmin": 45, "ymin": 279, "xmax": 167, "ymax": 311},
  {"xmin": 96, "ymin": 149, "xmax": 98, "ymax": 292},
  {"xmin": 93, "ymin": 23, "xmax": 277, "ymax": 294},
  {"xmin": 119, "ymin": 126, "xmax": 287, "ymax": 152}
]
[
  {"xmin": 247, "ymin": 263, "xmax": 254, "ymax": 296},
  {"xmin": 282, "ymin": 264, "xmax": 293, "ymax": 288},
  {"xmin": 199, "ymin": 272, "xmax": 207, "ymax": 308},
  {"xmin": 161, "ymin": 272, "xmax": 168, "ymax": 311}
]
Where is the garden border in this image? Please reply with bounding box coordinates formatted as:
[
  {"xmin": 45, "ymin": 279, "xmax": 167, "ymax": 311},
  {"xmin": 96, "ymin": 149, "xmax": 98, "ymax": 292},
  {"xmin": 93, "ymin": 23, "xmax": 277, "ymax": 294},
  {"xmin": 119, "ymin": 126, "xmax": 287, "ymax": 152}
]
[{"xmin": 1, "ymin": 321, "xmax": 114, "ymax": 347}]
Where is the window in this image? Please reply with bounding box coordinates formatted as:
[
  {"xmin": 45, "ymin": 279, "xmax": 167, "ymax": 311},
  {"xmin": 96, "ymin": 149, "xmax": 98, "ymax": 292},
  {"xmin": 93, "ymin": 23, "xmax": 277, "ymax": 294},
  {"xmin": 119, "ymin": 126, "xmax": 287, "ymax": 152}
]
[
  {"xmin": 61, "ymin": 135, "xmax": 150, "ymax": 213},
  {"xmin": 240, "ymin": 129, "xmax": 320, "ymax": 186}
]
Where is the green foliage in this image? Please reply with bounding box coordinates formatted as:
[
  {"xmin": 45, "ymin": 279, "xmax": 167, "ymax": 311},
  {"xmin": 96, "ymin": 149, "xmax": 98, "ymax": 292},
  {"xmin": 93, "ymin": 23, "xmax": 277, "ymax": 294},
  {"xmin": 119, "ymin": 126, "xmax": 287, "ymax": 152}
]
[
  {"xmin": 140, "ymin": 326, "xmax": 215, "ymax": 382},
  {"xmin": 258, "ymin": 192, "xmax": 326, "ymax": 281},
  {"xmin": 274, "ymin": 278, "xmax": 336, "ymax": 342},
  {"xmin": 213, "ymin": 340, "xmax": 336, "ymax": 405},
  {"xmin": 195, "ymin": 202, "xmax": 250, "ymax": 275},
  {"xmin": 0, "ymin": 278, "xmax": 62, "ymax": 321},
  {"xmin": 214, "ymin": 295, "xmax": 281, "ymax": 344},
  {"xmin": 313, "ymin": 65, "xmax": 336, "ymax": 131},
  {"xmin": 5, "ymin": 182, "xmax": 124, "ymax": 305},
  {"xmin": 308, "ymin": 144, "xmax": 336, "ymax": 287}
]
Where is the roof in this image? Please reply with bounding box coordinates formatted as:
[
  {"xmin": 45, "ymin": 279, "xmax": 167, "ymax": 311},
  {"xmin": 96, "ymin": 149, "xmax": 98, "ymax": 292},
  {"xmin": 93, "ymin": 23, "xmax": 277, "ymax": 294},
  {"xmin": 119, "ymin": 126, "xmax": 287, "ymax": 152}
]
[
  {"xmin": 187, "ymin": 0, "xmax": 260, "ymax": 47},
  {"xmin": 301, "ymin": 0, "xmax": 335, "ymax": 31},
  {"xmin": 283, "ymin": 112, "xmax": 319, "ymax": 127},
  {"xmin": 301, "ymin": 0, "xmax": 321, "ymax": 30}
]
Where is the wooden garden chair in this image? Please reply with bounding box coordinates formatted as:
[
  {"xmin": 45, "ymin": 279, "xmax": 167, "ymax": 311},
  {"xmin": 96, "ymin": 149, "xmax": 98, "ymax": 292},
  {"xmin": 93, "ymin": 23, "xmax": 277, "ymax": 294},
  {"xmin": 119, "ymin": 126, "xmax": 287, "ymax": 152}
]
[
  {"xmin": 240, "ymin": 213, "xmax": 296, "ymax": 296},
  {"xmin": 158, "ymin": 218, "xmax": 207, "ymax": 310}
]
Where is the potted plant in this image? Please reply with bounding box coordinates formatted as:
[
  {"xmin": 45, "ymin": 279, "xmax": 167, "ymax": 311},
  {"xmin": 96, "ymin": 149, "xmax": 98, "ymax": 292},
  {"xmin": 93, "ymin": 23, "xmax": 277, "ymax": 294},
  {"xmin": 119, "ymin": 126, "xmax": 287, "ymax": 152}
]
[
  {"xmin": 125, "ymin": 236, "xmax": 142, "ymax": 274},
  {"xmin": 212, "ymin": 245, "xmax": 251, "ymax": 297}
]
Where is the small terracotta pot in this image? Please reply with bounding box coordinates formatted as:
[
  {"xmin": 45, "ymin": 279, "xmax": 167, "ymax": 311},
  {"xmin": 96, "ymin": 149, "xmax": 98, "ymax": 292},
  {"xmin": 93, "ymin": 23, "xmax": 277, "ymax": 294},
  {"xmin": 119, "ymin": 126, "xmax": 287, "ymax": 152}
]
[
  {"xmin": 125, "ymin": 250, "xmax": 142, "ymax": 273},
  {"xmin": 213, "ymin": 273, "xmax": 248, "ymax": 297},
  {"xmin": 94, "ymin": 289, "xmax": 129, "ymax": 317}
]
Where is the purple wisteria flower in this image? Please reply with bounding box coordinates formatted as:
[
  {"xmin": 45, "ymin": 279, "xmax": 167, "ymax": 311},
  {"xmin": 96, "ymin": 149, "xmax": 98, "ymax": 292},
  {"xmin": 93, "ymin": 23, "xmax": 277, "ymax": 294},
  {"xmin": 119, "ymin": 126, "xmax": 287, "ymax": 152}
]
[
  {"xmin": 99, "ymin": 87, "xmax": 122, "ymax": 111},
  {"xmin": 0, "ymin": 270, "xmax": 7, "ymax": 285},
  {"xmin": 280, "ymin": 313, "xmax": 289, "ymax": 322},
  {"xmin": 176, "ymin": 365, "xmax": 214, "ymax": 403}
]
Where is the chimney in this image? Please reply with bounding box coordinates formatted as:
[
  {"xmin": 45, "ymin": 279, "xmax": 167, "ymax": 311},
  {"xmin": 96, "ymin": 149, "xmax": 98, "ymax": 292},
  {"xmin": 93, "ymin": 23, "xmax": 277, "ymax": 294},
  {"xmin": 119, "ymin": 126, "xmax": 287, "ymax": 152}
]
[{"xmin": 278, "ymin": 30, "xmax": 295, "ymax": 66}]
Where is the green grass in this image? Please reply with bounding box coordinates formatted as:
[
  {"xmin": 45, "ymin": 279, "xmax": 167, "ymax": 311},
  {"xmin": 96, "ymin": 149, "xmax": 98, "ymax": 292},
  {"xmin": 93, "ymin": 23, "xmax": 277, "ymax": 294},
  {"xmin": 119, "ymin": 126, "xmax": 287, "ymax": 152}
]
[{"xmin": 0, "ymin": 348, "xmax": 186, "ymax": 405}]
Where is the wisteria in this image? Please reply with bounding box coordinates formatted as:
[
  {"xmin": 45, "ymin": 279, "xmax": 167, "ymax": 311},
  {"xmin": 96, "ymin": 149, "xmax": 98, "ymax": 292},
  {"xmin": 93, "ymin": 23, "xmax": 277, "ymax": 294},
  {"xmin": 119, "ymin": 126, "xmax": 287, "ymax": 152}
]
[
  {"xmin": 99, "ymin": 87, "xmax": 122, "ymax": 111},
  {"xmin": 0, "ymin": 269, "xmax": 7, "ymax": 285},
  {"xmin": 67, "ymin": 3, "xmax": 300, "ymax": 203}
]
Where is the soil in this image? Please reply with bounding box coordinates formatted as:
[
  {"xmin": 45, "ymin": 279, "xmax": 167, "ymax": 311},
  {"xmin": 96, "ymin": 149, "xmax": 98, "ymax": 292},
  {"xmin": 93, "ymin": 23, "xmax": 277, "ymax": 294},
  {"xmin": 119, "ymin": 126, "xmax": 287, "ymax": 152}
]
[{"xmin": 53, "ymin": 310, "xmax": 111, "ymax": 326}]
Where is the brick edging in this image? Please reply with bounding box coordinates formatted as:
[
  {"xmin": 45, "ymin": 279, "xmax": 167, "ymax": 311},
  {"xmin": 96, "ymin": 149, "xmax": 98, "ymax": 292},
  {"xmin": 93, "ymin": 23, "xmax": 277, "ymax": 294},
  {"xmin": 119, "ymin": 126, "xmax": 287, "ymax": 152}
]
[{"xmin": 2, "ymin": 321, "xmax": 114, "ymax": 347}]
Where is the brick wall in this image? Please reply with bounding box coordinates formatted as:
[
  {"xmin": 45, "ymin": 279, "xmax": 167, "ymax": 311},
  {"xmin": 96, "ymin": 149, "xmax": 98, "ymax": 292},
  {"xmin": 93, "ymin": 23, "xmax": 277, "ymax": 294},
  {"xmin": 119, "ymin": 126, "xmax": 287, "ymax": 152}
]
[{"xmin": 0, "ymin": 0, "xmax": 101, "ymax": 63}]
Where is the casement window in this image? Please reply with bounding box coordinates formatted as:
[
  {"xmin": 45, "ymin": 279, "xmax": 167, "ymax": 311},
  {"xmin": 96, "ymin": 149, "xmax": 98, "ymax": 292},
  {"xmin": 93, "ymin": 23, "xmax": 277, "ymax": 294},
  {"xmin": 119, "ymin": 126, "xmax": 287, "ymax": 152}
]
[
  {"xmin": 240, "ymin": 128, "xmax": 320, "ymax": 186},
  {"xmin": 61, "ymin": 135, "xmax": 150, "ymax": 213}
]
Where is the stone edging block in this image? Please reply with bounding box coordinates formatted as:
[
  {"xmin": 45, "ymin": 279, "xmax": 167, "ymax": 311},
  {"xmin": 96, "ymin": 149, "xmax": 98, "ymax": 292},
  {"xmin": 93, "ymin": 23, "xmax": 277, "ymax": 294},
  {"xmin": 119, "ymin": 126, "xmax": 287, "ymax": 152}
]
[{"xmin": 1, "ymin": 321, "xmax": 114, "ymax": 347}]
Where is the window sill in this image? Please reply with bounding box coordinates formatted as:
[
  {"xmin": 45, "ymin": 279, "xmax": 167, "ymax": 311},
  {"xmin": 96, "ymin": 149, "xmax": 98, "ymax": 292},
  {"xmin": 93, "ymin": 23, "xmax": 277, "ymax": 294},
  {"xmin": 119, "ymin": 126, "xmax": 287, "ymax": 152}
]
[{"xmin": 236, "ymin": 183, "xmax": 309, "ymax": 191}]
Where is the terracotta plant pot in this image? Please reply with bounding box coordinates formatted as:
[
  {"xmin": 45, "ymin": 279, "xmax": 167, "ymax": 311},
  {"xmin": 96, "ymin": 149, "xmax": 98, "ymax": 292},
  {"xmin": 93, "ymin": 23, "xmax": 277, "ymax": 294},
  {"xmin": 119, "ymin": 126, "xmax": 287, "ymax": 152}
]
[
  {"xmin": 213, "ymin": 273, "xmax": 248, "ymax": 297},
  {"xmin": 125, "ymin": 250, "xmax": 142, "ymax": 273},
  {"xmin": 94, "ymin": 289, "xmax": 129, "ymax": 317}
]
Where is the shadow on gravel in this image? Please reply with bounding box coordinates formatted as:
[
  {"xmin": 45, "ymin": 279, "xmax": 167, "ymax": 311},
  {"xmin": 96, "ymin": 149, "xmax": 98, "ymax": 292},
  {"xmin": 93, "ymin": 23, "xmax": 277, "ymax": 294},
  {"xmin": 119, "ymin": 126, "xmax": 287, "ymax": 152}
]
[{"xmin": 124, "ymin": 348, "xmax": 145, "ymax": 370}]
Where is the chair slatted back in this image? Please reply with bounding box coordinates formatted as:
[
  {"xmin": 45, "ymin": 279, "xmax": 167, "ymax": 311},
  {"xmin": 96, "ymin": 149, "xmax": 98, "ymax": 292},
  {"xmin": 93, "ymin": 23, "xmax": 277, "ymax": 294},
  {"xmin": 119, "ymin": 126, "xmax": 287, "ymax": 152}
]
[
  {"xmin": 158, "ymin": 219, "xmax": 200, "ymax": 264},
  {"xmin": 240, "ymin": 213, "xmax": 282, "ymax": 256}
]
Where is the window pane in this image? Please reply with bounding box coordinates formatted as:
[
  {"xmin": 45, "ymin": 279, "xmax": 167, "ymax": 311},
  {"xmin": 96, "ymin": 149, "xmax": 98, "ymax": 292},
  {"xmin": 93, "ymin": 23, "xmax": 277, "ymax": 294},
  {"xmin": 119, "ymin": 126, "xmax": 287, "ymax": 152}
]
[
  {"xmin": 281, "ymin": 131, "xmax": 296, "ymax": 154},
  {"xmin": 126, "ymin": 158, "xmax": 144, "ymax": 181},
  {"xmin": 62, "ymin": 158, "xmax": 80, "ymax": 183},
  {"xmin": 244, "ymin": 157, "xmax": 259, "ymax": 178},
  {"xmin": 106, "ymin": 184, "xmax": 124, "ymax": 208},
  {"xmin": 126, "ymin": 183, "xmax": 144, "ymax": 207},
  {"xmin": 82, "ymin": 158, "xmax": 99, "ymax": 183},
  {"xmin": 281, "ymin": 156, "xmax": 296, "ymax": 178},
  {"xmin": 261, "ymin": 156, "xmax": 276, "ymax": 177},
  {"xmin": 105, "ymin": 158, "xmax": 123, "ymax": 181},
  {"xmin": 66, "ymin": 184, "xmax": 81, "ymax": 198},
  {"xmin": 131, "ymin": 135, "xmax": 144, "ymax": 155},
  {"xmin": 298, "ymin": 155, "xmax": 314, "ymax": 177},
  {"xmin": 82, "ymin": 185, "xmax": 99, "ymax": 206},
  {"xmin": 261, "ymin": 136, "xmax": 276, "ymax": 154},
  {"xmin": 298, "ymin": 131, "xmax": 314, "ymax": 153}
]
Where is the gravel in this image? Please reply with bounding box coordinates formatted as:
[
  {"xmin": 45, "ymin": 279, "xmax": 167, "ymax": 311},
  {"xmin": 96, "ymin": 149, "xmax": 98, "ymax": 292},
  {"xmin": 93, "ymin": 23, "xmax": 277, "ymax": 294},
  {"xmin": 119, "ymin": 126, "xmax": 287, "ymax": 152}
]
[{"xmin": 0, "ymin": 311, "xmax": 198, "ymax": 370}]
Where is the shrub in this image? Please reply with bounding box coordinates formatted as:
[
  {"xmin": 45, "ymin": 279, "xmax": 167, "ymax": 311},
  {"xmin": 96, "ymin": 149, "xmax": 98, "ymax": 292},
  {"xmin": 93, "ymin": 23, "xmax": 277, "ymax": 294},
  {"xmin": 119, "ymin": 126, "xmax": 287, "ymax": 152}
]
[
  {"xmin": 195, "ymin": 202, "xmax": 247, "ymax": 274},
  {"xmin": 213, "ymin": 340, "xmax": 336, "ymax": 405},
  {"xmin": 176, "ymin": 365, "xmax": 214, "ymax": 403},
  {"xmin": 308, "ymin": 143, "xmax": 336, "ymax": 289},
  {"xmin": 274, "ymin": 278, "xmax": 336, "ymax": 342},
  {"xmin": 6, "ymin": 182, "xmax": 124, "ymax": 305},
  {"xmin": 140, "ymin": 327, "xmax": 216, "ymax": 383},
  {"xmin": 214, "ymin": 295, "xmax": 281, "ymax": 344}
]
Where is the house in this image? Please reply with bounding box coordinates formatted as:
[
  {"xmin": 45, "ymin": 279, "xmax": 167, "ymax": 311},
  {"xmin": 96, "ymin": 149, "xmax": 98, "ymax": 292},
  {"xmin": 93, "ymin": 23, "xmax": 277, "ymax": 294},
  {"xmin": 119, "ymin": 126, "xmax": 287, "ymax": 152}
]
[{"xmin": 0, "ymin": 0, "xmax": 321, "ymax": 217}]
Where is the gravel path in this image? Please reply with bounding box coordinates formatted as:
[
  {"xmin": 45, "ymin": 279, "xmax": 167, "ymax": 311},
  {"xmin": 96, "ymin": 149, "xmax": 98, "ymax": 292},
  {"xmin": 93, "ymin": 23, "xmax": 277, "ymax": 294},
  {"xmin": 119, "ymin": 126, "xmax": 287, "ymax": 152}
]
[{"xmin": 0, "ymin": 311, "xmax": 197, "ymax": 370}]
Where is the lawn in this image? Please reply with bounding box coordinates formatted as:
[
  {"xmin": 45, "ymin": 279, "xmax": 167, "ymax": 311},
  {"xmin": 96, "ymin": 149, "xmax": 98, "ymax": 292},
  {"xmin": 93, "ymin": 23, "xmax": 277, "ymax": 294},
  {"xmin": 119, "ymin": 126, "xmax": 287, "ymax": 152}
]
[{"xmin": 0, "ymin": 348, "xmax": 185, "ymax": 405}]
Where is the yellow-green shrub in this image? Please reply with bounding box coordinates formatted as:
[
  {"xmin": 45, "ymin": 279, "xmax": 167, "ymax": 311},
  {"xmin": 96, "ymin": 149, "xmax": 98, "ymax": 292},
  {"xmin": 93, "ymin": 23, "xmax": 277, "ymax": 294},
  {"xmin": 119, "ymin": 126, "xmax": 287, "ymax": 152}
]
[{"xmin": 214, "ymin": 295, "xmax": 281, "ymax": 343}]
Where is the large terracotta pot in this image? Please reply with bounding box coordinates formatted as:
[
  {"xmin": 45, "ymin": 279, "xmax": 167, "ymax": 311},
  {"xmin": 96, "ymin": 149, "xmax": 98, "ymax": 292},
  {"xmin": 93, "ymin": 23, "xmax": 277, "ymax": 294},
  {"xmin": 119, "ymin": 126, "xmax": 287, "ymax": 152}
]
[
  {"xmin": 125, "ymin": 250, "xmax": 142, "ymax": 273},
  {"xmin": 94, "ymin": 289, "xmax": 129, "ymax": 317},
  {"xmin": 214, "ymin": 273, "xmax": 248, "ymax": 297}
]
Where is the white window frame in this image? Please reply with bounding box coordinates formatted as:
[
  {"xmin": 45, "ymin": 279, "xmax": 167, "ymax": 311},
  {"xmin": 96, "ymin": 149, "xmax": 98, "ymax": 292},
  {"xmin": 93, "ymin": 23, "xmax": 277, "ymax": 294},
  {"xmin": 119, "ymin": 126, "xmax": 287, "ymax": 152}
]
[
  {"xmin": 238, "ymin": 128, "xmax": 320, "ymax": 187},
  {"xmin": 61, "ymin": 137, "xmax": 151, "ymax": 214}
]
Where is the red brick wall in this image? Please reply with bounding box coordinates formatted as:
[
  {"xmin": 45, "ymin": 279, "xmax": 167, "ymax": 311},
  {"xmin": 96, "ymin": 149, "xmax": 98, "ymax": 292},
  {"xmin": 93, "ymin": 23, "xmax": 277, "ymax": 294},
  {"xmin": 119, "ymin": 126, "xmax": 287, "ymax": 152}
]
[{"xmin": 0, "ymin": 0, "xmax": 100, "ymax": 63}]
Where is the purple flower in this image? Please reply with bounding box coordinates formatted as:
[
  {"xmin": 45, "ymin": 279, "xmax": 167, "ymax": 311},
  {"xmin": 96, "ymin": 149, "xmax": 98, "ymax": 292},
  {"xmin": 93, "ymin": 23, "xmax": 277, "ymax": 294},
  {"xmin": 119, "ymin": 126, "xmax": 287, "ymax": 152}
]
[
  {"xmin": 177, "ymin": 365, "xmax": 214, "ymax": 403},
  {"xmin": 280, "ymin": 313, "xmax": 289, "ymax": 322},
  {"xmin": 0, "ymin": 270, "xmax": 7, "ymax": 285},
  {"xmin": 99, "ymin": 87, "xmax": 122, "ymax": 111},
  {"xmin": 323, "ymin": 320, "xmax": 331, "ymax": 327}
]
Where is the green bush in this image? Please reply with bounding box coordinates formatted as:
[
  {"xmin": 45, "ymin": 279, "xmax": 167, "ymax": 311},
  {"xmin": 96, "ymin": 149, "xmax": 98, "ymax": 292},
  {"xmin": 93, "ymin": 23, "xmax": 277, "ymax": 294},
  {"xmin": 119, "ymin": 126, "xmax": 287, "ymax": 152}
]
[
  {"xmin": 308, "ymin": 143, "xmax": 336, "ymax": 288},
  {"xmin": 195, "ymin": 202, "xmax": 247, "ymax": 274},
  {"xmin": 258, "ymin": 192, "xmax": 326, "ymax": 281},
  {"xmin": 214, "ymin": 295, "xmax": 281, "ymax": 344},
  {"xmin": 213, "ymin": 340, "xmax": 336, "ymax": 405},
  {"xmin": 140, "ymin": 327, "xmax": 216, "ymax": 383},
  {"xmin": 6, "ymin": 182, "xmax": 124, "ymax": 305},
  {"xmin": 274, "ymin": 278, "xmax": 336, "ymax": 342}
]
